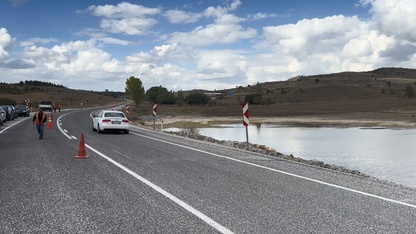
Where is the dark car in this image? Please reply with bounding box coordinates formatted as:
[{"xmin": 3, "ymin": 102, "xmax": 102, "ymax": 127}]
[
  {"xmin": 15, "ymin": 104, "xmax": 30, "ymax": 117},
  {"xmin": 9, "ymin": 105, "xmax": 18, "ymax": 119},
  {"xmin": 1, "ymin": 105, "xmax": 15, "ymax": 121},
  {"xmin": 0, "ymin": 106, "xmax": 5, "ymax": 125}
]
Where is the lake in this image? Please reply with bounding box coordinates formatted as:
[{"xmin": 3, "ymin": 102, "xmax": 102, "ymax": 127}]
[{"xmin": 165, "ymin": 124, "xmax": 416, "ymax": 189}]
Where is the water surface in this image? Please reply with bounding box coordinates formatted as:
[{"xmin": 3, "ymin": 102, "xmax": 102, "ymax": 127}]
[{"xmin": 166, "ymin": 124, "xmax": 416, "ymax": 188}]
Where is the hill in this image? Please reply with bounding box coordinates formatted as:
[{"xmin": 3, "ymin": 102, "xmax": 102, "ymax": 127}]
[
  {"xmin": 0, "ymin": 83, "xmax": 123, "ymax": 109},
  {"xmin": 2, "ymin": 67, "xmax": 416, "ymax": 127},
  {"xmin": 134, "ymin": 67, "xmax": 416, "ymax": 127}
]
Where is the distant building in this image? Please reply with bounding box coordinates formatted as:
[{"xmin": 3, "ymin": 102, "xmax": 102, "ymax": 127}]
[{"xmin": 204, "ymin": 92, "xmax": 225, "ymax": 99}]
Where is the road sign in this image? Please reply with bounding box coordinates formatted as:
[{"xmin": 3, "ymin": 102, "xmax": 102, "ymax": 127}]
[
  {"xmin": 242, "ymin": 102, "xmax": 249, "ymax": 126},
  {"xmin": 153, "ymin": 103, "xmax": 157, "ymax": 117}
]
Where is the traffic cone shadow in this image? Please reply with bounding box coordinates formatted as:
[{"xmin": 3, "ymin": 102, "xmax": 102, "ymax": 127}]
[
  {"xmin": 75, "ymin": 133, "xmax": 89, "ymax": 159},
  {"xmin": 47, "ymin": 117, "xmax": 53, "ymax": 129}
]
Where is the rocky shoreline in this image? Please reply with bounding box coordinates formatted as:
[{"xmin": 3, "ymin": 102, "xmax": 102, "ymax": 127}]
[
  {"xmin": 167, "ymin": 128, "xmax": 371, "ymax": 178},
  {"xmin": 139, "ymin": 114, "xmax": 416, "ymax": 180}
]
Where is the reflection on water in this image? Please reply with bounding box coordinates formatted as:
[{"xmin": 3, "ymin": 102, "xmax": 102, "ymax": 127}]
[{"xmin": 165, "ymin": 124, "xmax": 416, "ymax": 188}]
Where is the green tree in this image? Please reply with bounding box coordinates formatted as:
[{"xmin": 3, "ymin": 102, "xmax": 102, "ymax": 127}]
[
  {"xmin": 185, "ymin": 92, "xmax": 210, "ymax": 106},
  {"xmin": 176, "ymin": 90, "xmax": 185, "ymax": 106},
  {"xmin": 125, "ymin": 76, "xmax": 145, "ymax": 106},
  {"xmin": 156, "ymin": 92, "xmax": 176, "ymax": 104},
  {"xmin": 244, "ymin": 93, "xmax": 263, "ymax": 105},
  {"xmin": 146, "ymin": 86, "xmax": 176, "ymax": 104}
]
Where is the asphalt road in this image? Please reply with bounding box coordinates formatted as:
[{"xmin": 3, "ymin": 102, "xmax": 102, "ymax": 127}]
[{"xmin": 1, "ymin": 108, "xmax": 416, "ymax": 233}]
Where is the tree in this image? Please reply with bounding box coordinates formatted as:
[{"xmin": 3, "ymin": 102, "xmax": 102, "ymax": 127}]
[
  {"xmin": 244, "ymin": 93, "xmax": 263, "ymax": 105},
  {"xmin": 125, "ymin": 76, "xmax": 145, "ymax": 106},
  {"xmin": 146, "ymin": 85, "xmax": 176, "ymax": 104},
  {"xmin": 185, "ymin": 92, "xmax": 210, "ymax": 106}
]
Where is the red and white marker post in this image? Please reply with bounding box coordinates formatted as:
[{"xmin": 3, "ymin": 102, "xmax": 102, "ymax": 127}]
[
  {"xmin": 242, "ymin": 102, "xmax": 250, "ymax": 150},
  {"xmin": 152, "ymin": 103, "xmax": 157, "ymax": 130}
]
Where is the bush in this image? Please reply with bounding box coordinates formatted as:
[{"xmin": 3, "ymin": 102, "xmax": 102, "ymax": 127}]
[{"xmin": 185, "ymin": 92, "xmax": 210, "ymax": 106}]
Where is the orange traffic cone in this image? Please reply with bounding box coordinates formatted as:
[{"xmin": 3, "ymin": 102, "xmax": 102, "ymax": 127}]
[
  {"xmin": 75, "ymin": 133, "xmax": 89, "ymax": 159},
  {"xmin": 47, "ymin": 117, "xmax": 53, "ymax": 129}
]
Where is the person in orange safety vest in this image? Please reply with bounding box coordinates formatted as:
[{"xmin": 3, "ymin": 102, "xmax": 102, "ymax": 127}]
[{"xmin": 32, "ymin": 108, "xmax": 48, "ymax": 139}]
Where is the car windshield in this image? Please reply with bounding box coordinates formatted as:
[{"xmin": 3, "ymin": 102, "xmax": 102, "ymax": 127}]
[{"xmin": 104, "ymin": 112, "xmax": 125, "ymax": 118}]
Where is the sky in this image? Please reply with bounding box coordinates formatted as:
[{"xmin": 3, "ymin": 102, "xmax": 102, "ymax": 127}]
[{"xmin": 0, "ymin": 0, "xmax": 415, "ymax": 92}]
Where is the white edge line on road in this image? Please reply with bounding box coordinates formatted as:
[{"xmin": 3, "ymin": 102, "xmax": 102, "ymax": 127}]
[
  {"xmin": 132, "ymin": 132, "xmax": 416, "ymax": 210},
  {"xmin": 113, "ymin": 150, "xmax": 132, "ymax": 159},
  {"xmin": 0, "ymin": 119, "xmax": 23, "ymax": 133},
  {"xmin": 84, "ymin": 143, "xmax": 234, "ymax": 234},
  {"xmin": 57, "ymin": 114, "xmax": 73, "ymax": 139}
]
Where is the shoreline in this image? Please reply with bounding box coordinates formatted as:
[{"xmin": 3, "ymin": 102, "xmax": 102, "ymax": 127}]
[
  {"xmin": 135, "ymin": 114, "xmax": 416, "ymax": 188},
  {"xmin": 143, "ymin": 115, "xmax": 416, "ymax": 129}
]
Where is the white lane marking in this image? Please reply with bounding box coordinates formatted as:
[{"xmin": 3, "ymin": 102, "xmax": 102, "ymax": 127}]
[
  {"xmin": 132, "ymin": 132, "xmax": 416, "ymax": 209},
  {"xmin": 113, "ymin": 150, "xmax": 131, "ymax": 159},
  {"xmin": 85, "ymin": 144, "xmax": 234, "ymax": 234},
  {"xmin": 0, "ymin": 122, "xmax": 20, "ymax": 133},
  {"xmin": 64, "ymin": 129, "xmax": 68, "ymax": 133},
  {"xmin": 0, "ymin": 117, "xmax": 28, "ymax": 134},
  {"xmin": 71, "ymin": 135, "xmax": 77, "ymax": 139},
  {"xmin": 57, "ymin": 114, "xmax": 72, "ymax": 139}
]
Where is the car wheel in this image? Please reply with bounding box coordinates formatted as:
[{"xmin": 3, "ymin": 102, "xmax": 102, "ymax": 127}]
[
  {"xmin": 124, "ymin": 130, "xmax": 129, "ymax": 134},
  {"xmin": 97, "ymin": 124, "xmax": 102, "ymax": 134}
]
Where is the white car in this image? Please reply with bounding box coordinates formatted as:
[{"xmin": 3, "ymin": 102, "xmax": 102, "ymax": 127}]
[{"xmin": 92, "ymin": 110, "xmax": 130, "ymax": 134}]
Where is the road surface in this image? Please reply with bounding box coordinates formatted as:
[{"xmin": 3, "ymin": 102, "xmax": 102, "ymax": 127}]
[{"xmin": 1, "ymin": 108, "xmax": 416, "ymax": 233}]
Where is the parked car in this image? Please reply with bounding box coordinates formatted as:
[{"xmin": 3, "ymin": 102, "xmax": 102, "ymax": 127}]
[
  {"xmin": 92, "ymin": 110, "xmax": 130, "ymax": 134},
  {"xmin": 15, "ymin": 104, "xmax": 30, "ymax": 117},
  {"xmin": 11, "ymin": 105, "xmax": 19, "ymax": 118},
  {"xmin": 1, "ymin": 105, "xmax": 14, "ymax": 121},
  {"xmin": 0, "ymin": 106, "xmax": 5, "ymax": 125}
]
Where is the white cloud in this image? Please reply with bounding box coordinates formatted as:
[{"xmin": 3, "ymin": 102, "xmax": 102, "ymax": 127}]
[
  {"xmin": 164, "ymin": 10, "xmax": 202, "ymax": 23},
  {"xmin": 19, "ymin": 37, "xmax": 59, "ymax": 47},
  {"xmin": 361, "ymin": 0, "xmax": 416, "ymax": 41},
  {"xmin": 248, "ymin": 12, "xmax": 278, "ymax": 21},
  {"xmin": 87, "ymin": 2, "xmax": 161, "ymax": 35},
  {"xmin": 2, "ymin": 0, "xmax": 416, "ymax": 92},
  {"xmin": 100, "ymin": 18, "xmax": 158, "ymax": 35},
  {"xmin": 0, "ymin": 28, "xmax": 15, "ymax": 60},
  {"xmin": 88, "ymin": 2, "xmax": 161, "ymax": 18},
  {"xmin": 126, "ymin": 44, "xmax": 178, "ymax": 64},
  {"xmin": 257, "ymin": 14, "xmax": 416, "ymax": 77},
  {"xmin": 98, "ymin": 37, "xmax": 132, "ymax": 46},
  {"xmin": 169, "ymin": 14, "xmax": 256, "ymax": 46}
]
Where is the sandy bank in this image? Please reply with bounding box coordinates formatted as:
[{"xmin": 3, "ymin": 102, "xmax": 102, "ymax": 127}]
[{"xmin": 144, "ymin": 115, "xmax": 416, "ymax": 128}]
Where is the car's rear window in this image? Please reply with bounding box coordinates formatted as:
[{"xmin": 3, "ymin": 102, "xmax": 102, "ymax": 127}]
[{"xmin": 104, "ymin": 112, "xmax": 125, "ymax": 118}]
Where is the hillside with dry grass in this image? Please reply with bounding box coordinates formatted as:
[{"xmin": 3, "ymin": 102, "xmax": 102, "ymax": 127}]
[
  {"xmin": 2, "ymin": 67, "xmax": 416, "ymax": 126},
  {"xmin": 131, "ymin": 67, "xmax": 416, "ymax": 127},
  {"xmin": 0, "ymin": 84, "xmax": 123, "ymax": 109}
]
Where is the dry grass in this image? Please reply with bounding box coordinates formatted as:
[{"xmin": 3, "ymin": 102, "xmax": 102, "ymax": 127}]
[
  {"xmin": 3, "ymin": 68, "xmax": 416, "ymax": 127},
  {"xmin": 130, "ymin": 68, "xmax": 416, "ymax": 127},
  {"xmin": 1, "ymin": 86, "xmax": 122, "ymax": 109}
]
